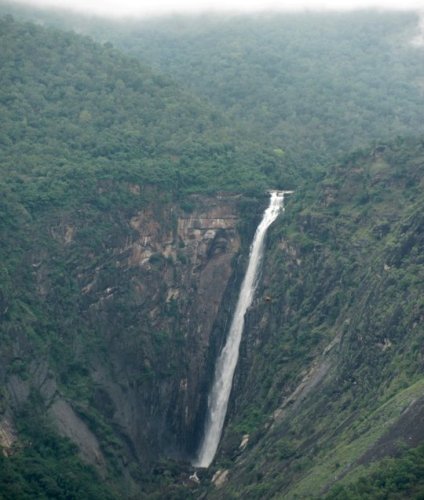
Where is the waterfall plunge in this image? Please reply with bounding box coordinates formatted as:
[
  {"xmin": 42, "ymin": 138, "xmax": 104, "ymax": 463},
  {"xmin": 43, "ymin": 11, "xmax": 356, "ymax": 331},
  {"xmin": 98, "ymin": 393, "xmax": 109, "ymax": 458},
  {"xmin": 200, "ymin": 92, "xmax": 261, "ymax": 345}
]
[{"xmin": 193, "ymin": 191, "xmax": 291, "ymax": 468}]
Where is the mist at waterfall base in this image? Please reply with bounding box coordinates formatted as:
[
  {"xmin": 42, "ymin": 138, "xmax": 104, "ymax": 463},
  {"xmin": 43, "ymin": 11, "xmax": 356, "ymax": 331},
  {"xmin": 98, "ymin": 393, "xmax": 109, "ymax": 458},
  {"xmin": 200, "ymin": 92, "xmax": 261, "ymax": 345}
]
[{"xmin": 193, "ymin": 191, "xmax": 291, "ymax": 468}]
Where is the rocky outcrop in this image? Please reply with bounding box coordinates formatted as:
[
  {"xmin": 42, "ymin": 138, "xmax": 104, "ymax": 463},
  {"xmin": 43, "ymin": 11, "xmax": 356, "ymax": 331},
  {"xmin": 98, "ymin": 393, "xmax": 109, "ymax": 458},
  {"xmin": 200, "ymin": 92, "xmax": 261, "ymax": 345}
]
[
  {"xmin": 68, "ymin": 193, "xmax": 245, "ymax": 464},
  {"xmin": 49, "ymin": 399, "xmax": 106, "ymax": 471},
  {"xmin": 0, "ymin": 417, "xmax": 16, "ymax": 456},
  {"xmin": 3, "ymin": 359, "xmax": 105, "ymax": 468}
]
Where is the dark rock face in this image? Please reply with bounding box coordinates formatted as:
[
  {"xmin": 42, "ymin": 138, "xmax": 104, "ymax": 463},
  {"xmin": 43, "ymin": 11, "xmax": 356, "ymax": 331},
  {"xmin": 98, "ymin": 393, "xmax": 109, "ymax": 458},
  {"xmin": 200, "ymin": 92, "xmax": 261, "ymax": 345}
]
[
  {"xmin": 2, "ymin": 192, "xmax": 246, "ymax": 472},
  {"xmin": 88, "ymin": 194, "xmax": 243, "ymax": 460}
]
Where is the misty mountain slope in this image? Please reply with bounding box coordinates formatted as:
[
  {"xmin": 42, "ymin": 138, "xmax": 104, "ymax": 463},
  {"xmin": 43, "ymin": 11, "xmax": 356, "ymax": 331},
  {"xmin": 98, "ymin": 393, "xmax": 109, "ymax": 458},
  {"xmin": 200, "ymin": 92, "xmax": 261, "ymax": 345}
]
[
  {"xmin": 4, "ymin": 6, "xmax": 424, "ymax": 169},
  {"xmin": 0, "ymin": 15, "xmax": 285, "ymax": 497},
  {"xmin": 100, "ymin": 11, "xmax": 424, "ymax": 170},
  {"xmin": 200, "ymin": 137, "xmax": 424, "ymax": 498}
]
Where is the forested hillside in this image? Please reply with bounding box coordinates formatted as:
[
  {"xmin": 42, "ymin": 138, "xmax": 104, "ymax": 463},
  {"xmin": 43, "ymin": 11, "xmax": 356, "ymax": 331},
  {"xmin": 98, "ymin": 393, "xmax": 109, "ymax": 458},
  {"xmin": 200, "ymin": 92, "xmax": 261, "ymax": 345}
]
[
  {"xmin": 2, "ymin": 6, "xmax": 424, "ymax": 170},
  {"xmin": 0, "ymin": 7, "xmax": 424, "ymax": 500},
  {"xmin": 71, "ymin": 11, "xmax": 424, "ymax": 169},
  {"xmin": 0, "ymin": 15, "xmax": 290, "ymax": 199},
  {"xmin": 0, "ymin": 15, "xmax": 282, "ymax": 498}
]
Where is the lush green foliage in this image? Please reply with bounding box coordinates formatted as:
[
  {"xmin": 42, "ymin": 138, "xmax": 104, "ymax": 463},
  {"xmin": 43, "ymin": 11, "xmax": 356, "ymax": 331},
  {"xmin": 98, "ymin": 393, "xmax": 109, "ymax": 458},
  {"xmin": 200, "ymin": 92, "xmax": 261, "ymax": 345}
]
[
  {"xmin": 0, "ymin": 15, "xmax": 287, "ymax": 206},
  {"xmin": 79, "ymin": 12, "xmax": 424, "ymax": 170},
  {"xmin": 4, "ymin": 7, "xmax": 424, "ymax": 173},
  {"xmin": 326, "ymin": 444, "xmax": 424, "ymax": 499},
  {"xmin": 0, "ymin": 398, "xmax": 115, "ymax": 500}
]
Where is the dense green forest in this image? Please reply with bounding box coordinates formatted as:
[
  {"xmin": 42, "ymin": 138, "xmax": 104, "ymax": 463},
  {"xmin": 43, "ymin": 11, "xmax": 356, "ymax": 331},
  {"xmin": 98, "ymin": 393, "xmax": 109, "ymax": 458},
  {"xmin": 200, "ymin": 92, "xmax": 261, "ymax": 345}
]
[
  {"xmin": 2, "ymin": 5, "xmax": 424, "ymax": 170},
  {"xmin": 0, "ymin": 6, "xmax": 424, "ymax": 499},
  {"xmin": 0, "ymin": 15, "xmax": 290, "ymax": 201},
  {"xmin": 111, "ymin": 12, "xmax": 424, "ymax": 169},
  {"xmin": 0, "ymin": 406, "xmax": 116, "ymax": 500},
  {"xmin": 327, "ymin": 444, "xmax": 424, "ymax": 499}
]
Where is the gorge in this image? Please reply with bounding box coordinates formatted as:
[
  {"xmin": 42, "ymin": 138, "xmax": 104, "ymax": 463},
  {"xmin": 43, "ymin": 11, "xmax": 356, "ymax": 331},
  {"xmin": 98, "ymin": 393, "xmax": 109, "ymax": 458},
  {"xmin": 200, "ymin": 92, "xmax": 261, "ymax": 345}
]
[{"xmin": 0, "ymin": 9, "xmax": 424, "ymax": 499}]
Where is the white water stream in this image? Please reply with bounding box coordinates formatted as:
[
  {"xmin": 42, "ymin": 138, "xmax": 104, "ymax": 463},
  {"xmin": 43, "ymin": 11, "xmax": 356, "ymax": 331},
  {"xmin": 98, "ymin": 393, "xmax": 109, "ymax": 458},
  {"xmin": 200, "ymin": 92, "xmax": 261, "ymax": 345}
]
[{"xmin": 193, "ymin": 190, "xmax": 292, "ymax": 468}]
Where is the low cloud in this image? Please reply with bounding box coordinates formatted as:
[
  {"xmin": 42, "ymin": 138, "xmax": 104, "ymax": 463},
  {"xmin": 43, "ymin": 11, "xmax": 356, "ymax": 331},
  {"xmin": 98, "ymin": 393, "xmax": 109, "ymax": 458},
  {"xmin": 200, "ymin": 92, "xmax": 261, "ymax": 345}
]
[{"xmin": 8, "ymin": 0, "xmax": 424, "ymax": 18}]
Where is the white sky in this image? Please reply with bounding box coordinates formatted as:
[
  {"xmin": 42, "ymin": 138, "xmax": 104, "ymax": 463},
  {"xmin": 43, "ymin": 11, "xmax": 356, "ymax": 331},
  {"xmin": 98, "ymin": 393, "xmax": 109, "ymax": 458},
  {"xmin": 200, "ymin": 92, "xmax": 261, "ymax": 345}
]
[{"xmin": 9, "ymin": 0, "xmax": 424, "ymax": 17}]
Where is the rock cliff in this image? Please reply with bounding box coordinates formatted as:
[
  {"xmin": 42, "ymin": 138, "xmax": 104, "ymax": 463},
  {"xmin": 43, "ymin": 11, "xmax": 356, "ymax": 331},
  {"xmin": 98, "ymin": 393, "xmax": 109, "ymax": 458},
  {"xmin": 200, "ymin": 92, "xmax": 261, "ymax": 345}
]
[{"xmin": 0, "ymin": 191, "xmax": 255, "ymax": 483}]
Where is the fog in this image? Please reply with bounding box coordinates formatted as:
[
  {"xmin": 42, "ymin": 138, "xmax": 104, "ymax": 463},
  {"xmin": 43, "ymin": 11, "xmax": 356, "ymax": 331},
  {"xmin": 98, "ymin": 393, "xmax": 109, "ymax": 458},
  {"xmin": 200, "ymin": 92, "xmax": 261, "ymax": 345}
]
[{"xmin": 7, "ymin": 0, "xmax": 424, "ymax": 18}]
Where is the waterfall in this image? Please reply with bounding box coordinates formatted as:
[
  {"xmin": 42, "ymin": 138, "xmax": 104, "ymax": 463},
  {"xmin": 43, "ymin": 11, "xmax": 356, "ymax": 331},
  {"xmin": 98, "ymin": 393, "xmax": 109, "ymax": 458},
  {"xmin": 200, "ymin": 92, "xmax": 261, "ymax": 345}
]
[{"xmin": 193, "ymin": 190, "xmax": 292, "ymax": 468}]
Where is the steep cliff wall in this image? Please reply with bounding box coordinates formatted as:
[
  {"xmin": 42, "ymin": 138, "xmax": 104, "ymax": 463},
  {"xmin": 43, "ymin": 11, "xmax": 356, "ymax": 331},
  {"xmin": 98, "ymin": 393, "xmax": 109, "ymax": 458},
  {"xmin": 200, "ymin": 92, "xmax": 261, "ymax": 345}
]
[
  {"xmin": 0, "ymin": 188, "xmax": 262, "ymax": 491},
  {"xmin": 78, "ymin": 193, "xmax": 244, "ymax": 460}
]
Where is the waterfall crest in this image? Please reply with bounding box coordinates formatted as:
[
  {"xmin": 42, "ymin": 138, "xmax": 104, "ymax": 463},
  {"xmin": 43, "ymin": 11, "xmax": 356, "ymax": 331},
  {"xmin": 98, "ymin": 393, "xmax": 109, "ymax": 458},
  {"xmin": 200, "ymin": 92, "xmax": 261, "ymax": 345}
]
[{"xmin": 193, "ymin": 191, "xmax": 290, "ymax": 468}]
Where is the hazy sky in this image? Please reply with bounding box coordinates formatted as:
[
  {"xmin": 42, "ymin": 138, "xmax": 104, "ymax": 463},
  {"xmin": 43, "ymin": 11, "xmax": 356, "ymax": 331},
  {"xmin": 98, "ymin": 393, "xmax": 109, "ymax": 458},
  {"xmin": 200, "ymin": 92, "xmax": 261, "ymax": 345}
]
[{"xmin": 9, "ymin": 0, "xmax": 424, "ymax": 17}]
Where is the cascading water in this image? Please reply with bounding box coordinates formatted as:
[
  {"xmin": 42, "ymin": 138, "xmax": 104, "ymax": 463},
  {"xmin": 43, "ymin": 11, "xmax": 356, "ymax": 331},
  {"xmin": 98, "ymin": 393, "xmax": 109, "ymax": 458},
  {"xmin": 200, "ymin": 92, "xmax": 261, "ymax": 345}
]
[{"xmin": 193, "ymin": 190, "xmax": 292, "ymax": 468}]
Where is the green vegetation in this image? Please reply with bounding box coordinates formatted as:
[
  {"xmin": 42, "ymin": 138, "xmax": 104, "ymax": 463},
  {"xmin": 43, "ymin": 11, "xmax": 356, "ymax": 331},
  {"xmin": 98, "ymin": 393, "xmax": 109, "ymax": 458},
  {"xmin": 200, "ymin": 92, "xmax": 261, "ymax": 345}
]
[
  {"xmin": 326, "ymin": 444, "xmax": 424, "ymax": 499},
  {"xmin": 209, "ymin": 137, "xmax": 424, "ymax": 498},
  {"xmin": 0, "ymin": 15, "xmax": 286, "ymax": 205},
  {"xmin": 0, "ymin": 397, "xmax": 115, "ymax": 500},
  {"xmin": 4, "ymin": 7, "xmax": 424, "ymax": 172},
  {"xmin": 0, "ymin": 7, "xmax": 424, "ymax": 500},
  {"xmin": 78, "ymin": 12, "xmax": 424, "ymax": 171}
]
